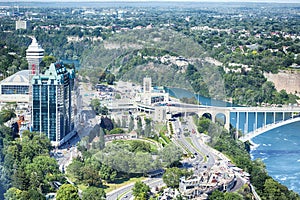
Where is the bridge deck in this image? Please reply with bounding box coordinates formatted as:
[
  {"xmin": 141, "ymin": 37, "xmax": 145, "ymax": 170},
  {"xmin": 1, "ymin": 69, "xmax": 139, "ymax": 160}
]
[{"xmin": 240, "ymin": 117, "xmax": 300, "ymax": 142}]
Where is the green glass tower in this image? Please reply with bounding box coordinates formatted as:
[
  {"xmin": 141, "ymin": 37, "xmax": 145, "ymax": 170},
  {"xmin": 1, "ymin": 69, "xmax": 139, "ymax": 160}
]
[{"xmin": 31, "ymin": 62, "xmax": 75, "ymax": 144}]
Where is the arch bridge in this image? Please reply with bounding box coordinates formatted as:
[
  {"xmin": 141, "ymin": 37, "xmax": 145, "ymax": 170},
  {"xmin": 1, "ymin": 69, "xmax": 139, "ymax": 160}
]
[{"xmin": 168, "ymin": 104, "xmax": 300, "ymax": 141}]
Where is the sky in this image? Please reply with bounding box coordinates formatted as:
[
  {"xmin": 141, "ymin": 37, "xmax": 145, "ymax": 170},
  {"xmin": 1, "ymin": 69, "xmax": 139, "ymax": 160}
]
[{"xmin": 1, "ymin": 0, "xmax": 300, "ymax": 2}]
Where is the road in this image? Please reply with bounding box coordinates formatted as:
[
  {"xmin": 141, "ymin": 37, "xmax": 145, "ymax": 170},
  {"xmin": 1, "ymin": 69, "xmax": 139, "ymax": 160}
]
[
  {"xmin": 52, "ymin": 79, "xmax": 99, "ymax": 172},
  {"xmin": 106, "ymin": 178, "xmax": 164, "ymax": 200},
  {"xmin": 107, "ymin": 115, "xmax": 246, "ymax": 199},
  {"xmin": 56, "ymin": 79, "xmax": 246, "ymax": 198},
  {"xmin": 54, "ymin": 145, "xmax": 80, "ymax": 172},
  {"xmin": 76, "ymin": 81, "xmax": 100, "ymax": 140},
  {"xmin": 188, "ymin": 117, "xmax": 246, "ymax": 192},
  {"xmin": 171, "ymin": 119, "xmax": 212, "ymax": 171},
  {"xmin": 106, "ymin": 116, "xmax": 244, "ymax": 199},
  {"xmin": 173, "ymin": 116, "xmax": 246, "ymax": 191}
]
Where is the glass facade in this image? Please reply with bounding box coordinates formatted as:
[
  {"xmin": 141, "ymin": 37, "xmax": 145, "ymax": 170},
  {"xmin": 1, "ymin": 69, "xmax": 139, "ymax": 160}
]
[
  {"xmin": 32, "ymin": 62, "xmax": 75, "ymax": 143},
  {"xmin": 1, "ymin": 85, "xmax": 29, "ymax": 94}
]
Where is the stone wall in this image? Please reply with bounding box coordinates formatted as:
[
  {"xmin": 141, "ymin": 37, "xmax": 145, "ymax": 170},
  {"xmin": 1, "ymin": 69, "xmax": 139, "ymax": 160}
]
[{"xmin": 264, "ymin": 70, "xmax": 300, "ymax": 95}]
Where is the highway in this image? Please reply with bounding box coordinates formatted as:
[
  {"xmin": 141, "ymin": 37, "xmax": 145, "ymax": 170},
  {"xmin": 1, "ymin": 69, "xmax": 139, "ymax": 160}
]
[
  {"xmin": 106, "ymin": 178, "xmax": 164, "ymax": 200},
  {"xmin": 172, "ymin": 116, "xmax": 246, "ymax": 192},
  {"xmin": 171, "ymin": 118, "xmax": 214, "ymax": 169},
  {"xmin": 106, "ymin": 115, "xmax": 247, "ymax": 199},
  {"xmin": 52, "ymin": 79, "xmax": 99, "ymax": 172}
]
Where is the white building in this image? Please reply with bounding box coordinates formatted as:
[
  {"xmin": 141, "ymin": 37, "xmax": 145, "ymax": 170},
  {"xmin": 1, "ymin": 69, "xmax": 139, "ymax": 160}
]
[
  {"xmin": 16, "ymin": 20, "xmax": 30, "ymax": 30},
  {"xmin": 26, "ymin": 37, "xmax": 44, "ymax": 77},
  {"xmin": 154, "ymin": 107, "xmax": 166, "ymax": 122},
  {"xmin": 140, "ymin": 77, "xmax": 169, "ymax": 106},
  {"xmin": 0, "ymin": 38, "xmax": 43, "ymax": 106},
  {"xmin": 0, "ymin": 70, "xmax": 30, "ymax": 104},
  {"xmin": 26, "ymin": 37, "xmax": 44, "ymax": 103}
]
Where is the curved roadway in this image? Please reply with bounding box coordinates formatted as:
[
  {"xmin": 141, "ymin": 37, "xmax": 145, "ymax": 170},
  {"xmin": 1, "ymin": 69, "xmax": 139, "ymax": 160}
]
[{"xmin": 107, "ymin": 116, "xmax": 246, "ymax": 199}]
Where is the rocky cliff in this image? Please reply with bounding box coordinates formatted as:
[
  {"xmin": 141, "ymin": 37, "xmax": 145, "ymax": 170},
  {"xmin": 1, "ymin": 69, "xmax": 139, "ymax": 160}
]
[{"xmin": 264, "ymin": 70, "xmax": 300, "ymax": 95}]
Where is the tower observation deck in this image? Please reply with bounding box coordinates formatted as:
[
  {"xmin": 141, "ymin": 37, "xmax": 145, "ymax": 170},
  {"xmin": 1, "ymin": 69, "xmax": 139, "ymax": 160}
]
[
  {"xmin": 26, "ymin": 37, "xmax": 44, "ymax": 103},
  {"xmin": 26, "ymin": 37, "xmax": 44, "ymax": 77}
]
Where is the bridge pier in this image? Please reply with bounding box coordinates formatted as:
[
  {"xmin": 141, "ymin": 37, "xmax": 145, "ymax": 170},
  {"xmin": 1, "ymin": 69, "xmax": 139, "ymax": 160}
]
[
  {"xmin": 188, "ymin": 106, "xmax": 300, "ymax": 140},
  {"xmin": 235, "ymin": 112, "xmax": 239, "ymax": 139},
  {"xmin": 196, "ymin": 108, "xmax": 230, "ymax": 132}
]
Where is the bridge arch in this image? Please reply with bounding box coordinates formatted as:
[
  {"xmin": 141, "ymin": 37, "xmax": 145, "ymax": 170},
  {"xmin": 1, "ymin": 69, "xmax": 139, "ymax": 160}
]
[
  {"xmin": 202, "ymin": 113, "xmax": 212, "ymax": 120},
  {"xmin": 215, "ymin": 113, "xmax": 226, "ymax": 126},
  {"xmin": 196, "ymin": 108, "xmax": 230, "ymax": 131}
]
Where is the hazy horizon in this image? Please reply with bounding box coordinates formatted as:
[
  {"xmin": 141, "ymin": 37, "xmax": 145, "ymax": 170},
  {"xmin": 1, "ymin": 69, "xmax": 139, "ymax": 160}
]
[{"xmin": 1, "ymin": 0, "xmax": 300, "ymax": 3}]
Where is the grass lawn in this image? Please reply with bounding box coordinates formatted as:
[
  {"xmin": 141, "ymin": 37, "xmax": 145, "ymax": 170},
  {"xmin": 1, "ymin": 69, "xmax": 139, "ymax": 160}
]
[
  {"xmin": 77, "ymin": 184, "xmax": 88, "ymax": 192},
  {"xmin": 68, "ymin": 172, "xmax": 146, "ymax": 194},
  {"xmin": 154, "ymin": 123, "xmax": 166, "ymax": 132},
  {"xmin": 104, "ymin": 177, "xmax": 146, "ymax": 193}
]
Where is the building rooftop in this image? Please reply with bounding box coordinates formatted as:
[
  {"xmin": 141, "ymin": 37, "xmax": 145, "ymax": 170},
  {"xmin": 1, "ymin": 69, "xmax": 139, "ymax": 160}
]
[
  {"xmin": 26, "ymin": 37, "xmax": 44, "ymax": 53},
  {"xmin": 0, "ymin": 70, "xmax": 30, "ymax": 86}
]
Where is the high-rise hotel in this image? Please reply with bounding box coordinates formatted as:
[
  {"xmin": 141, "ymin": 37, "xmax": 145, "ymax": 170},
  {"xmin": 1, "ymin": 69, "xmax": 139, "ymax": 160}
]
[{"xmin": 31, "ymin": 62, "xmax": 75, "ymax": 144}]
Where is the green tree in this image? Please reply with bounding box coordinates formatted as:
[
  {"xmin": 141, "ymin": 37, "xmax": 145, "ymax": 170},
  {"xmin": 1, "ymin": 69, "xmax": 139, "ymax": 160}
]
[
  {"xmin": 90, "ymin": 99, "xmax": 101, "ymax": 114},
  {"xmin": 99, "ymin": 71, "xmax": 106, "ymax": 82},
  {"xmin": 261, "ymin": 81, "xmax": 275, "ymax": 103},
  {"xmin": 67, "ymin": 159, "xmax": 84, "ymax": 180},
  {"xmin": 197, "ymin": 117, "xmax": 212, "ymax": 133},
  {"xmin": 12, "ymin": 162, "xmax": 29, "ymax": 191},
  {"xmin": 0, "ymin": 109, "xmax": 16, "ymax": 124},
  {"xmin": 81, "ymin": 166, "xmax": 102, "ymax": 187},
  {"xmin": 121, "ymin": 117, "xmax": 127, "ymax": 128},
  {"xmin": 224, "ymin": 192, "xmax": 243, "ymax": 200},
  {"xmin": 135, "ymin": 152, "xmax": 155, "ymax": 174},
  {"xmin": 209, "ymin": 190, "xmax": 224, "ymax": 200},
  {"xmin": 26, "ymin": 189, "xmax": 46, "ymax": 200},
  {"xmin": 159, "ymin": 144, "xmax": 182, "ymax": 167},
  {"xmin": 162, "ymin": 168, "xmax": 192, "ymax": 188},
  {"xmin": 115, "ymin": 93, "xmax": 121, "ymax": 99},
  {"xmin": 99, "ymin": 164, "xmax": 117, "ymax": 182},
  {"xmin": 106, "ymin": 73, "xmax": 115, "ymax": 85},
  {"xmin": 99, "ymin": 106, "xmax": 109, "ymax": 115},
  {"xmin": 56, "ymin": 184, "xmax": 80, "ymax": 200},
  {"xmin": 263, "ymin": 178, "xmax": 289, "ymax": 200},
  {"xmin": 132, "ymin": 181, "xmax": 150, "ymax": 200},
  {"xmin": 144, "ymin": 118, "xmax": 152, "ymax": 138},
  {"xmin": 20, "ymin": 131, "xmax": 52, "ymax": 161},
  {"xmin": 295, "ymin": 55, "xmax": 300, "ymax": 65},
  {"xmin": 40, "ymin": 56, "xmax": 57, "ymax": 73},
  {"xmin": 128, "ymin": 116, "xmax": 134, "ymax": 132},
  {"xmin": 25, "ymin": 155, "xmax": 61, "ymax": 193},
  {"xmin": 4, "ymin": 187, "xmax": 23, "ymax": 200},
  {"xmin": 137, "ymin": 117, "xmax": 143, "ymax": 136},
  {"xmin": 99, "ymin": 127, "xmax": 105, "ymax": 150},
  {"xmin": 82, "ymin": 187, "xmax": 106, "ymax": 200},
  {"xmin": 129, "ymin": 140, "xmax": 152, "ymax": 153},
  {"xmin": 109, "ymin": 128, "xmax": 124, "ymax": 135}
]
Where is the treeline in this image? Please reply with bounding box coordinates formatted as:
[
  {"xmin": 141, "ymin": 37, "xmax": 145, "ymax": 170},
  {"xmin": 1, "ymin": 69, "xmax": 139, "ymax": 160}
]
[
  {"xmin": 186, "ymin": 63, "xmax": 299, "ymax": 105},
  {"xmin": 194, "ymin": 116, "xmax": 300, "ymax": 200},
  {"xmin": 0, "ymin": 32, "xmax": 30, "ymax": 79},
  {"xmin": 68, "ymin": 139, "xmax": 182, "ymax": 191},
  {"xmin": 0, "ymin": 130, "xmax": 64, "ymax": 200},
  {"xmin": 223, "ymin": 69, "xmax": 299, "ymax": 106}
]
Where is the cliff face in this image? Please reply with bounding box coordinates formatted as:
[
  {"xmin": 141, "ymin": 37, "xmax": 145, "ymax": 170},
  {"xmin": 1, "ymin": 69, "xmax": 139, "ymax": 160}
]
[{"xmin": 264, "ymin": 70, "xmax": 300, "ymax": 95}]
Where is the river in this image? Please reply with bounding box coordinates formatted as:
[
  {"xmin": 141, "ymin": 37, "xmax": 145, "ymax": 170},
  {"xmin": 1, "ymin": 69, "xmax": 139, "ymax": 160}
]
[
  {"xmin": 251, "ymin": 122, "xmax": 300, "ymax": 194},
  {"xmin": 168, "ymin": 87, "xmax": 300, "ymax": 194}
]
